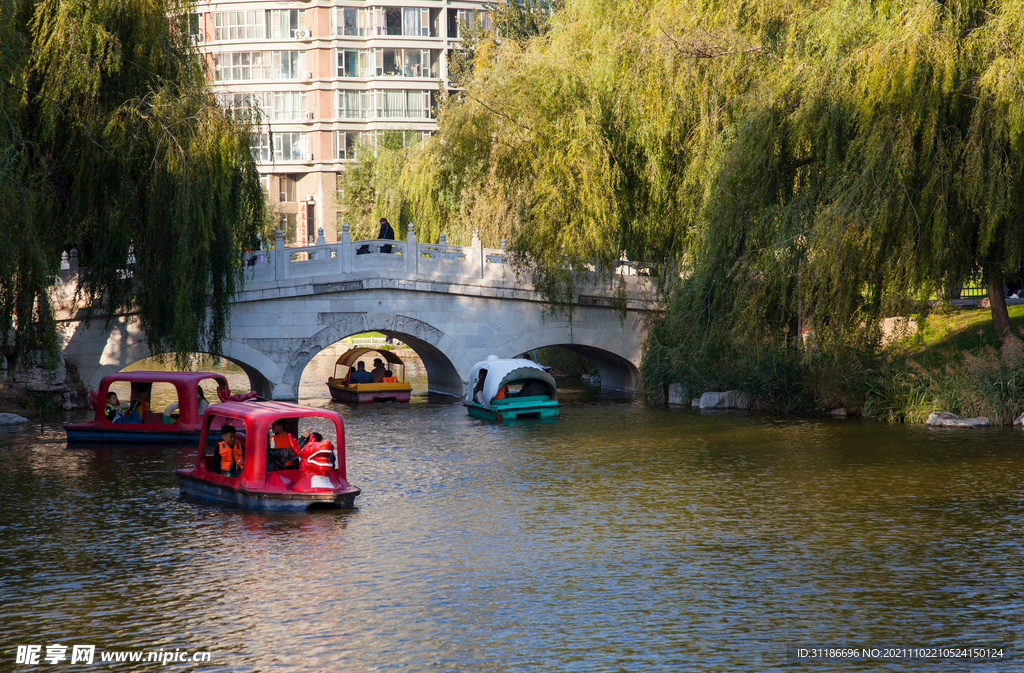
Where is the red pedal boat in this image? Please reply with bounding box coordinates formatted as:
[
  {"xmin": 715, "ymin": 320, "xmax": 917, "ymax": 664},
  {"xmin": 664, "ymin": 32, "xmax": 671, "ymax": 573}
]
[
  {"xmin": 64, "ymin": 371, "xmax": 254, "ymax": 445},
  {"xmin": 176, "ymin": 401, "xmax": 360, "ymax": 510}
]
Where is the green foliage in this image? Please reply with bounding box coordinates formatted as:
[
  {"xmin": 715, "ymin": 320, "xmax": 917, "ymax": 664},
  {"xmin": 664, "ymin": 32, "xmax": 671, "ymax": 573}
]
[
  {"xmin": 339, "ymin": 0, "xmax": 1024, "ymax": 414},
  {"xmin": 533, "ymin": 346, "xmax": 597, "ymax": 377},
  {"xmin": 0, "ymin": 0, "xmax": 264, "ymax": 366}
]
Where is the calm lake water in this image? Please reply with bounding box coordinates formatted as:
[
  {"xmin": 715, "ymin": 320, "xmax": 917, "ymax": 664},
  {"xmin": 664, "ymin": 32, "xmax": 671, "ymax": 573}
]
[{"xmin": 1, "ymin": 379, "xmax": 1022, "ymax": 671}]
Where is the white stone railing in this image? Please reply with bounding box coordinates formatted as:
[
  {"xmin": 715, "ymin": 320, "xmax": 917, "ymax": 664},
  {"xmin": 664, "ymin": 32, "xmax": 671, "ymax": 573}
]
[
  {"xmin": 55, "ymin": 223, "xmax": 650, "ymax": 300},
  {"xmin": 244, "ymin": 223, "xmax": 512, "ymax": 283}
]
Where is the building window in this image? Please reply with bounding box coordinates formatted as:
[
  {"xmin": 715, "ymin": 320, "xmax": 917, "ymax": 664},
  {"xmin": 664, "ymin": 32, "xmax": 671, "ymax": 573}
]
[
  {"xmin": 336, "ymin": 91, "xmax": 434, "ymax": 120},
  {"xmin": 334, "ymin": 131, "xmax": 361, "ymax": 160},
  {"xmin": 375, "ymin": 90, "xmax": 432, "ymax": 119},
  {"xmin": 272, "ymin": 51, "xmax": 307, "ymax": 80},
  {"xmin": 337, "ymin": 91, "xmax": 369, "ymax": 119},
  {"xmin": 213, "ymin": 11, "xmax": 264, "ymax": 41},
  {"xmin": 186, "ymin": 13, "xmax": 203, "ymax": 42},
  {"xmin": 270, "ymin": 9, "xmax": 305, "ymax": 39},
  {"xmin": 217, "ymin": 92, "xmax": 266, "ymax": 119},
  {"xmin": 279, "ymin": 174, "xmax": 298, "ymax": 202},
  {"xmin": 273, "ymin": 132, "xmax": 309, "ymax": 161},
  {"xmin": 272, "ymin": 92, "xmax": 307, "ymax": 121},
  {"xmin": 337, "ymin": 49, "xmax": 374, "ymax": 78},
  {"xmin": 448, "ymin": 9, "xmax": 491, "ymax": 38},
  {"xmin": 213, "ymin": 52, "xmax": 270, "ymax": 81},
  {"xmin": 375, "ymin": 48, "xmax": 436, "ymax": 78},
  {"xmin": 251, "ymin": 132, "xmax": 271, "ymax": 162},
  {"xmin": 335, "ymin": 7, "xmax": 358, "ymax": 36},
  {"xmin": 402, "ymin": 8, "xmax": 430, "ymax": 37}
]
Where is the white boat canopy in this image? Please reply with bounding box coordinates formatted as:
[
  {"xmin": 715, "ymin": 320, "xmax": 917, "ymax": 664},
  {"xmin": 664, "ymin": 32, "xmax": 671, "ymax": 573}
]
[{"xmin": 464, "ymin": 357, "xmax": 558, "ymax": 409}]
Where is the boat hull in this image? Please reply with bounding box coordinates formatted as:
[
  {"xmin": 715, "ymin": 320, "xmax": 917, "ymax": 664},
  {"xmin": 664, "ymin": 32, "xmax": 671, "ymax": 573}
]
[
  {"xmin": 176, "ymin": 471, "xmax": 359, "ymax": 511},
  {"xmin": 328, "ymin": 383, "xmax": 411, "ymax": 404},
  {"xmin": 465, "ymin": 401, "xmax": 560, "ymax": 422},
  {"xmin": 65, "ymin": 423, "xmax": 201, "ymax": 445}
]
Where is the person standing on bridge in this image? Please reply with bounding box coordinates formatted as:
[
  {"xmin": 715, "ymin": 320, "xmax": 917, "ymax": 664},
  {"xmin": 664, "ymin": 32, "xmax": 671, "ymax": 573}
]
[{"xmin": 377, "ymin": 217, "xmax": 395, "ymax": 254}]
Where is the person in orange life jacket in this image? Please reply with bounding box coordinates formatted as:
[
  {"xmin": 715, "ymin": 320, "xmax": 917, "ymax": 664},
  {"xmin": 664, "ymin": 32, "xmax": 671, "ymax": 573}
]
[
  {"xmin": 218, "ymin": 424, "xmax": 246, "ymax": 477},
  {"xmin": 129, "ymin": 390, "xmax": 150, "ymax": 417},
  {"xmin": 381, "ymin": 369, "xmax": 398, "ymax": 383},
  {"xmin": 473, "ymin": 370, "xmax": 508, "ymax": 404},
  {"xmin": 266, "ymin": 419, "xmax": 300, "ymax": 471}
]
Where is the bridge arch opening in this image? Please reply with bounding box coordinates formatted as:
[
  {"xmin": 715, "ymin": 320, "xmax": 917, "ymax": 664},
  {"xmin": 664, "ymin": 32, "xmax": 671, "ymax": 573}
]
[
  {"xmin": 288, "ymin": 314, "xmax": 471, "ymax": 401},
  {"xmin": 298, "ymin": 331, "xmax": 464, "ymax": 400},
  {"xmin": 519, "ymin": 344, "xmax": 639, "ymax": 392}
]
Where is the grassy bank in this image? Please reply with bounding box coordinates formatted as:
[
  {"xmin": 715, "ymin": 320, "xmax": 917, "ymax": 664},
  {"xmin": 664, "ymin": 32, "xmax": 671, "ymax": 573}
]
[{"xmin": 647, "ymin": 304, "xmax": 1024, "ymax": 425}]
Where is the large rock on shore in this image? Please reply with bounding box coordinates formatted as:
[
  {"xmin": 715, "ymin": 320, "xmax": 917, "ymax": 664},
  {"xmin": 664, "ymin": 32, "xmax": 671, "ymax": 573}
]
[
  {"xmin": 0, "ymin": 413, "xmax": 28, "ymax": 426},
  {"xmin": 925, "ymin": 412, "xmax": 990, "ymax": 428},
  {"xmin": 13, "ymin": 355, "xmax": 67, "ymax": 392},
  {"xmin": 699, "ymin": 391, "xmax": 750, "ymax": 410}
]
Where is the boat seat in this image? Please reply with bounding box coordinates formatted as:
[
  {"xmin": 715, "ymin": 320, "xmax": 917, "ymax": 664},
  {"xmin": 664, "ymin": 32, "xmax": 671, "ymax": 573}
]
[
  {"xmin": 203, "ymin": 455, "xmax": 216, "ymax": 472},
  {"xmin": 143, "ymin": 412, "xmax": 163, "ymax": 424},
  {"xmin": 492, "ymin": 395, "xmax": 550, "ymax": 406}
]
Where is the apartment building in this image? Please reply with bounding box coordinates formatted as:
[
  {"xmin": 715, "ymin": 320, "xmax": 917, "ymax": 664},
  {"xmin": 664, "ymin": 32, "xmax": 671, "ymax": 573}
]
[{"xmin": 191, "ymin": 1, "xmax": 491, "ymax": 244}]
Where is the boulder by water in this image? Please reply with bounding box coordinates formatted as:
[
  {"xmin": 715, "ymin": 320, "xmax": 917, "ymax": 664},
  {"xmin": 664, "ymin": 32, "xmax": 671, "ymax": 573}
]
[
  {"xmin": 1014, "ymin": 411, "xmax": 1024, "ymax": 426},
  {"xmin": 699, "ymin": 391, "xmax": 748, "ymax": 410},
  {"xmin": 0, "ymin": 413, "xmax": 28, "ymax": 426},
  {"xmin": 691, "ymin": 398, "xmax": 701, "ymax": 408},
  {"xmin": 925, "ymin": 412, "xmax": 990, "ymax": 428}
]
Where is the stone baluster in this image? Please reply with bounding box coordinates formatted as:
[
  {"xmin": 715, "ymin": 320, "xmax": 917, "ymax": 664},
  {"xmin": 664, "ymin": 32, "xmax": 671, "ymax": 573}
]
[
  {"xmin": 406, "ymin": 222, "xmax": 417, "ymax": 274},
  {"xmin": 274, "ymin": 228, "xmax": 285, "ymax": 280},
  {"xmin": 472, "ymin": 229, "xmax": 483, "ymax": 278},
  {"xmin": 316, "ymin": 226, "xmax": 326, "ymax": 251},
  {"xmin": 341, "ymin": 222, "xmax": 352, "ymax": 273},
  {"xmin": 439, "ymin": 233, "xmax": 446, "ymax": 245}
]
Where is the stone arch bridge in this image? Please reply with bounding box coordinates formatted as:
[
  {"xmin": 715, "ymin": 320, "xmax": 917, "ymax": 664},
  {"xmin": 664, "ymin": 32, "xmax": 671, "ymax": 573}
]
[{"xmin": 54, "ymin": 227, "xmax": 656, "ymax": 400}]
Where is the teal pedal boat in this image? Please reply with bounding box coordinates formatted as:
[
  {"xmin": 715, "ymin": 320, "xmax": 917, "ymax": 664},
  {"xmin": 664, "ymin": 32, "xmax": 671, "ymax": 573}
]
[{"xmin": 464, "ymin": 357, "xmax": 559, "ymax": 422}]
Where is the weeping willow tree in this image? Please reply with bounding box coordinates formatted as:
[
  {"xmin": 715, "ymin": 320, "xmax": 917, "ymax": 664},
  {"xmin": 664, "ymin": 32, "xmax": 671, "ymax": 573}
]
[
  {"xmin": 341, "ymin": 0, "xmax": 792, "ymax": 304},
  {"xmin": 648, "ymin": 0, "xmax": 1024, "ymax": 399},
  {"xmin": 0, "ymin": 0, "xmax": 264, "ymax": 368},
  {"xmin": 340, "ymin": 0, "xmax": 1024, "ymax": 394}
]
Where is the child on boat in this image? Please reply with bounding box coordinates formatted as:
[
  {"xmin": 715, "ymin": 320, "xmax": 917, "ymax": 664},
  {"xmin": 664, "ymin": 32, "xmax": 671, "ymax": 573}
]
[
  {"xmin": 266, "ymin": 420, "xmax": 300, "ymax": 471},
  {"xmin": 218, "ymin": 424, "xmax": 246, "ymax": 478}
]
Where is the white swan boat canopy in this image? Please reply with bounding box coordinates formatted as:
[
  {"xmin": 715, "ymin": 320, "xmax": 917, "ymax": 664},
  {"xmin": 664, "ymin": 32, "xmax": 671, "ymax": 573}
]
[{"xmin": 463, "ymin": 357, "xmax": 559, "ymax": 421}]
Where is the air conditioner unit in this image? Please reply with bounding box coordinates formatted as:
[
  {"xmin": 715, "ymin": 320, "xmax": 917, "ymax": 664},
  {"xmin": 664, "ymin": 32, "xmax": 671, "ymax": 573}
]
[
  {"xmin": 302, "ymin": 153, "xmax": 313, "ymax": 161},
  {"xmin": 295, "ymin": 29, "xmax": 309, "ymax": 39},
  {"xmin": 303, "ymin": 194, "xmax": 315, "ymax": 202},
  {"xmin": 304, "ymin": 71, "xmax": 314, "ymax": 80},
  {"xmin": 305, "ymin": 112, "xmax": 315, "ymax": 120}
]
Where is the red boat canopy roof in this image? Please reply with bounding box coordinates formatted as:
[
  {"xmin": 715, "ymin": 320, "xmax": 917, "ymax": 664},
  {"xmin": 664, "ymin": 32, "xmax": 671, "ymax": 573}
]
[
  {"xmin": 203, "ymin": 400, "xmax": 342, "ymax": 424},
  {"xmin": 100, "ymin": 370, "xmax": 229, "ymax": 387},
  {"xmin": 333, "ymin": 348, "xmax": 405, "ymax": 368}
]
